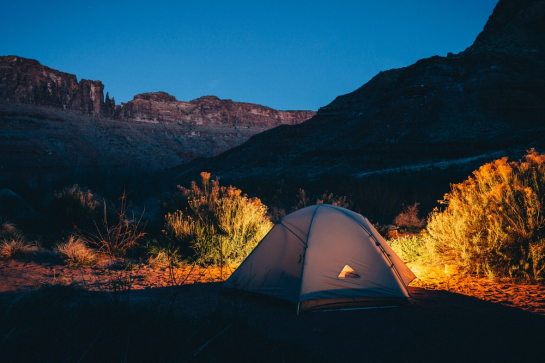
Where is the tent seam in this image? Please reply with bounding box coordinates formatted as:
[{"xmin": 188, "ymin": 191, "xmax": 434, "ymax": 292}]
[
  {"xmin": 296, "ymin": 205, "xmax": 321, "ymax": 314},
  {"xmin": 325, "ymin": 206, "xmax": 415, "ymax": 304}
]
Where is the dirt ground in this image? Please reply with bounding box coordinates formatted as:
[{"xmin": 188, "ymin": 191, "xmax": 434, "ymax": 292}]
[{"xmin": 1, "ymin": 255, "xmax": 545, "ymax": 362}]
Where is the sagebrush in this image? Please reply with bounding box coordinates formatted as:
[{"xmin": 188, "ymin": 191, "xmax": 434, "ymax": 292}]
[
  {"xmin": 424, "ymin": 150, "xmax": 545, "ymax": 280},
  {"xmin": 164, "ymin": 172, "xmax": 272, "ymax": 265}
]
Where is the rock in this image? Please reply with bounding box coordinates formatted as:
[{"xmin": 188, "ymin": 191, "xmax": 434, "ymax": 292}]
[
  {"xmin": 0, "ymin": 56, "xmax": 106, "ymax": 116},
  {"xmin": 179, "ymin": 0, "xmax": 545, "ymax": 180},
  {"xmin": 0, "ymin": 58, "xmax": 315, "ymax": 172}
]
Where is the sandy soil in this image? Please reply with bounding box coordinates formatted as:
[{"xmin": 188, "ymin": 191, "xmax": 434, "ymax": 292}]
[
  {"xmin": 1, "ymin": 255, "xmax": 543, "ymax": 316},
  {"xmin": 2, "ymin": 255, "xmax": 545, "ymax": 362}
]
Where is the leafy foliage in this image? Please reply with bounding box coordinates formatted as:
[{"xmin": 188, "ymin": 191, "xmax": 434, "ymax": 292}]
[
  {"xmin": 424, "ymin": 150, "xmax": 545, "ymax": 280},
  {"xmin": 388, "ymin": 235, "xmax": 431, "ymax": 264},
  {"xmin": 164, "ymin": 172, "xmax": 272, "ymax": 265}
]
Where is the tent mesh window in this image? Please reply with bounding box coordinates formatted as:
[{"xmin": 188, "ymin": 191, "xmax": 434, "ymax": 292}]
[{"xmin": 338, "ymin": 265, "xmax": 361, "ymax": 279}]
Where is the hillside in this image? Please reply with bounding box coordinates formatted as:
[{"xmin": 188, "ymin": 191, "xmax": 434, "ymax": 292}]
[
  {"xmin": 176, "ymin": 0, "xmax": 545, "ymax": 180},
  {"xmin": 0, "ymin": 56, "xmax": 315, "ymax": 171}
]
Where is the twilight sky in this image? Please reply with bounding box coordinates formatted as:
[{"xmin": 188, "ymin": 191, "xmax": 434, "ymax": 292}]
[{"xmin": 2, "ymin": 0, "xmax": 498, "ymax": 111}]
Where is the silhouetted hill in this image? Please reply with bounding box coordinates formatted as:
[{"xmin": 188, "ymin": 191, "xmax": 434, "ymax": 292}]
[{"xmin": 176, "ymin": 0, "xmax": 545, "ymax": 181}]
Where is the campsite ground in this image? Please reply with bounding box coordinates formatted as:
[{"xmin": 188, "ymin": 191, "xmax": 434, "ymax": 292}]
[{"xmin": 1, "ymin": 255, "xmax": 545, "ymax": 362}]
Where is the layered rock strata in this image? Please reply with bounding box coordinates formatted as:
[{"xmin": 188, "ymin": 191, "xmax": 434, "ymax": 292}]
[{"xmin": 0, "ymin": 57, "xmax": 315, "ymax": 170}]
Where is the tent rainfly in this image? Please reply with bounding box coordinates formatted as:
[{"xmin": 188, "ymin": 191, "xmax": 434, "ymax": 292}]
[{"xmin": 224, "ymin": 204, "xmax": 416, "ymax": 314}]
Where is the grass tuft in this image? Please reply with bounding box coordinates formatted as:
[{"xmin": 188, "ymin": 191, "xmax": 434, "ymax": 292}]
[
  {"xmin": 0, "ymin": 237, "xmax": 34, "ymax": 259},
  {"xmin": 55, "ymin": 235, "xmax": 98, "ymax": 267}
]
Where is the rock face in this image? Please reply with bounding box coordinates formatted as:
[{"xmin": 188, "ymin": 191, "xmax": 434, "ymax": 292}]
[
  {"xmin": 0, "ymin": 56, "xmax": 108, "ymax": 116},
  {"xmin": 0, "ymin": 57, "xmax": 315, "ymax": 171},
  {"xmin": 180, "ymin": 0, "xmax": 545, "ymax": 180},
  {"xmin": 115, "ymin": 92, "xmax": 314, "ymax": 128}
]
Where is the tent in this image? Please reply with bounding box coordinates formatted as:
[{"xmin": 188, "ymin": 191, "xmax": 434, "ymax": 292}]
[{"xmin": 224, "ymin": 204, "xmax": 416, "ymax": 313}]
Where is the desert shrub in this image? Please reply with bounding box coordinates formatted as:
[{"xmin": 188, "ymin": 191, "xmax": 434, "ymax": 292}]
[
  {"xmin": 55, "ymin": 235, "xmax": 97, "ymax": 267},
  {"xmin": 292, "ymin": 189, "xmax": 350, "ymax": 211},
  {"xmin": 0, "ymin": 237, "xmax": 33, "ymax": 259},
  {"xmin": 50, "ymin": 184, "xmax": 102, "ymax": 228},
  {"xmin": 317, "ymin": 191, "xmax": 350, "ymax": 208},
  {"xmin": 373, "ymin": 223, "xmax": 391, "ymax": 239},
  {"xmin": 0, "ymin": 217, "xmax": 21, "ymax": 238},
  {"xmin": 393, "ymin": 203, "xmax": 425, "ymax": 232},
  {"xmin": 85, "ymin": 194, "xmax": 147, "ymax": 257},
  {"xmin": 164, "ymin": 172, "xmax": 272, "ymax": 265},
  {"xmin": 145, "ymin": 238, "xmax": 186, "ymax": 267},
  {"xmin": 388, "ymin": 235, "xmax": 432, "ymax": 264},
  {"xmin": 424, "ymin": 150, "xmax": 545, "ymax": 280}
]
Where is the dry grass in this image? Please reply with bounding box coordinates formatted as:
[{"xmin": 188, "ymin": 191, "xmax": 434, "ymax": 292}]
[
  {"xmin": 0, "ymin": 218, "xmax": 19, "ymax": 237},
  {"xmin": 55, "ymin": 235, "xmax": 98, "ymax": 267},
  {"xmin": 0, "ymin": 237, "xmax": 34, "ymax": 259},
  {"xmin": 85, "ymin": 193, "xmax": 147, "ymax": 257},
  {"xmin": 424, "ymin": 149, "xmax": 545, "ymax": 281}
]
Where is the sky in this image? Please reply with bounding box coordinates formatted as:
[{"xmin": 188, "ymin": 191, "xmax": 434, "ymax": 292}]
[{"xmin": 1, "ymin": 0, "xmax": 498, "ymax": 111}]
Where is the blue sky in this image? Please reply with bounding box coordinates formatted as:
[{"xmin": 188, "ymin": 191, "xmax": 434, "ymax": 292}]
[{"xmin": 1, "ymin": 0, "xmax": 498, "ymax": 111}]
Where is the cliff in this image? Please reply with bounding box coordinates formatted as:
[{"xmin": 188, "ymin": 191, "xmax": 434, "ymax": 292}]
[{"xmin": 0, "ymin": 57, "xmax": 315, "ymax": 171}]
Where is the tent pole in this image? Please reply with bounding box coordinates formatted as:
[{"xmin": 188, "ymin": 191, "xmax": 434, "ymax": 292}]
[
  {"xmin": 376, "ymin": 242, "xmax": 416, "ymax": 305},
  {"xmin": 295, "ymin": 206, "xmax": 320, "ymax": 315}
]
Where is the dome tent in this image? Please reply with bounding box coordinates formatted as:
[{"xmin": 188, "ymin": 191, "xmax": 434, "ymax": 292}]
[{"xmin": 224, "ymin": 204, "xmax": 416, "ymax": 314}]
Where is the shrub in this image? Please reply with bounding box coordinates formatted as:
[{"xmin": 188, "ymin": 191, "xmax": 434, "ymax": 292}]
[
  {"xmin": 85, "ymin": 194, "xmax": 147, "ymax": 257},
  {"xmin": 388, "ymin": 235, "xmax": 432, "ymax": 264},
  {"xmin": 0, "ymin": 237, "xmax": 33, "ymax": 259},
  {"xmin": 50, "ymin": 184, "xmax": 101, "ymax": 228},
  {"xmin": 55, "ymin": 235, "xmax": 98, "ymax": 267},
  {"xmin": 393, "ymin": 203, "xmax": 425, "ymax": 232},
  {"xmin": 424, "ymin": 150, "xmax": 545, "ymax": 280},
  {"xmin": 293, "ymin": 189, "xmax": 350, "ymax": 211},
  {"xmin": 164, "ymin": 172, "xmax": 272, "ymax": 265},
  {"xmin": 0, "ymin": 218, "xmax": 21, "ymax": 238},
  {"xmin": 317, "ymin": 191, "xmax": 349, "ymax": 208}
]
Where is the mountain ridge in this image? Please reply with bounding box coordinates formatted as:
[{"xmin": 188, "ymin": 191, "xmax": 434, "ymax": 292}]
[{"xmin": 175, "ymin": 0, "xmax": 545, "ymax": 180}]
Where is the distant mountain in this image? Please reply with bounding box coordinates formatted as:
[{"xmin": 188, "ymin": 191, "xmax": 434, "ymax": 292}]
[
  {"xmin": 0, "ymin": 56, "xmax": 315, "ymax": 171},
  {"xmin": 177, "ymin": 0, "xmax": 545, "ymax": 180}
]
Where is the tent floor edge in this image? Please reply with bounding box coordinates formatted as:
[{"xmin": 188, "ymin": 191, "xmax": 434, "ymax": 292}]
[{"xmin": 299, "ymin": 297, "xmax": 412, "ymax": 313}]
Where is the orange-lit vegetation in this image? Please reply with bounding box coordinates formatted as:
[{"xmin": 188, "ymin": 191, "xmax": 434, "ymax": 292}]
[
  {"xmin": 163, "ymin": 172, "xmax": 272, "ymax": 265},
  {"xmin": 83, "ymin": 193, "xmax": 147, "ymax": 257},
  {"xmin": 424, "ymin": 150, "xmax": 545, "ymax": 281},
  {"xmin": 55, "ymin": 235, "xmax": 98, "ymax": 267}
]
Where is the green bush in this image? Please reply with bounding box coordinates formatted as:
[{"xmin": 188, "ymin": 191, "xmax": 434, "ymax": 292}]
[
  {"xmin": 388, "ymin": 235, "xmax": 431, "ymax": 264},
  {"xmin": 164, "ymin": 172, "xmax": 272, "ymax": 265},
  {"xmin": 424, "ymin": 150, "xmax": 545, "ymax": 280}
]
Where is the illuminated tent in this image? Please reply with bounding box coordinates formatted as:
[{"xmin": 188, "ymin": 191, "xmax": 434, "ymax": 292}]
[{"xmin": 224, "ymin": 204, "xmax": 416, "ymax": 314}]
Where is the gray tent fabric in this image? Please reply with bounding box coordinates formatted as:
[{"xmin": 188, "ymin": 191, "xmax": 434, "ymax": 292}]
[{"xmin": 224, "ymin": 205, "xmax": 416, "ymax": 313}]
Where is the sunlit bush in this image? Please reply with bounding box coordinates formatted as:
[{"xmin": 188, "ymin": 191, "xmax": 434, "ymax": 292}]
[
  {"xmin": 424, "ymin": 150, "xmax": 545, "ymax": 280},
  {"xmin": 164, "ymin": 172, "xmax": 272, "ymax": 265},
  {"xmin": 388, "ymin": 235, "xmax": 432, "ymax": 265}
]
